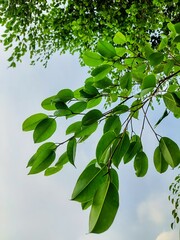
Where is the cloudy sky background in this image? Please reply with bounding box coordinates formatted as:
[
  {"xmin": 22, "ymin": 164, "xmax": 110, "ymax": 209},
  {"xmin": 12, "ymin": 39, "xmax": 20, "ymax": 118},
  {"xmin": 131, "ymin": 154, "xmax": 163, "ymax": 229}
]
[{"xmin": 0, "ymin": 43, "xmax": 179, "ymax": 240}]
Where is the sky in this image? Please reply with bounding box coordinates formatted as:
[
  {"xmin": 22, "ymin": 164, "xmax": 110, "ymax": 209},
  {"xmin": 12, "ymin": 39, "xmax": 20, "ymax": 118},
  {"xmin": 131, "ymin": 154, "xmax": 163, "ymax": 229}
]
[{"xmin": 0, "ymin": 44, "xmax": 179, "ymax": 240}]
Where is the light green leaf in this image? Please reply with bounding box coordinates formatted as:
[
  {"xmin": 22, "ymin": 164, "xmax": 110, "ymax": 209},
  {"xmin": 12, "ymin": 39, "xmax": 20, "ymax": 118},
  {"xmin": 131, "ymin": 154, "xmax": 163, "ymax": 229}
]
[
  {"xmin": 82, "ymin": 109, "xmax": 103, "ymax": 126},
  {"xmin": 96, "ymin": 131, "xmax": 116, "ymax": 164},
  {"xmin": 22, "ymin": 113, "xmax": 48, "ymax": 131},
  {"xmin": 66, "ymin": 121, "xmax": 82, "ymax": 135},
  {"xmin": 81, "ymin": 199, "xmax": 93, "ymax": 210},
  {"xmin": 67, "ymin": 138, "xmax": 77, "ymax": 166},
  {"xmin": 33, "ymin": 118, "xmax": 57, "ymax": 143},
  {"xmin": 69, "ymin": 101, "xmax": 87, "ymax": 114},
  {"xmin": 75, "ymin": 122, "xmax": 98, "ymax": 138},
  {"xmin": 97, "ymin": 40, "xmax": 117, "ymax": 58},
  {"xmin": 103, "ymin": 115, "xmax": 121, "ymax": 136},
  {"xmin": 153, "ymin": 146, "xmax": 168, "ymax": 173},
  {"xmin": 149, "ymin": 52, "xmax": 164, "ymax": 67},
  {"xmin": 113, "ymin": 32, "xmax": 126, "ymax": 45},
  {"xmin": 83, "ymin": 51, "xmax": 104, "ymax": 67},
  {"xmin": 141, "ymin": 74, "xmax": 156, "ymax": 90},
  {"xmin": 87, "ymin": 97, "xmax": 102, "ymax": 109},
  {"xmin": 41, "ymin": 95, "xmax": 56, "ymax": 110},
  {"xmin": 71, "ymin": 164, "xmax": 108, "ymax": 203},
  {"xmin": 55, "ymin": 152, "xmax": 69, "ymax": 167},
  {"xmin": 55, "ymin": 89, "xmax": 74, "ymax": 102},
  {"xmin": 134, "ymin": 151, "xmax": 148, "ymax": 177},
  {"xmin": 159, "ymin": 137, "xmax": 180, "ymax": 168},
  {"xmin": 89, "ymin": 178, "xmax": 119, "ymax": 233},
  {"xmin": 115, "ymin": 47, "xmax": 126, "ymax": 57},
  {"xmin": 91, "ymin": 64, "xmax": 111, "ymax": 81},
  {"xmin": 93, "ymin": 77, "xmax": 112, "ymax": 89},
  {"xmin": 44, "ymin": 165, "xmax": 63, "ymax": 176},
  {"xmin": 120, "ymin": 72, "xmax": 132, "ymax": 91},
  {"xmin": 163, "ymin": 92, "xmax": 180, "ymax": 116},
  {"xmin": 164, "ymin": 60, "xmax": 174, "ymax": 76}
]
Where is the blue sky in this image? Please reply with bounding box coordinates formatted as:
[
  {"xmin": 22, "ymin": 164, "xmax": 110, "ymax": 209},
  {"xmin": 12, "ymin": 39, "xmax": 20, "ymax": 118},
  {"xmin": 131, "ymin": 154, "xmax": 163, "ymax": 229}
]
[{"xmin": 0, "ymin": 44, "xmax": 179, "ymax": 240}]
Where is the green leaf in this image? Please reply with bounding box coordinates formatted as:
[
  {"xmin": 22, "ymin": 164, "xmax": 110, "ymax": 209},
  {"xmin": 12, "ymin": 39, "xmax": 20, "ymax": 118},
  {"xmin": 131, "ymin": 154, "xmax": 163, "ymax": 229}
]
[
  {"xmin": 33, "ymin": 118, "xmax": 57, "ymax": 143},
  {"xmin": 113, "ymin": 32, "xmax": 126, "ymax": 45},
  {"xmin": 124, "ymin": 135, "xmax": 142, "ymax": 164},
  {"xmin": 112, "ymin": 105, "xmax": 129, "ymax": 114},
  {"xmin": 134, "ymin": 151, "xmax": 148, "ymax": 177},
  {"xmin": 89, "ymin": 178, "xmax": 119, "ymax": 233},
  {"xmin": 158, "ymin": 36, "xmax": 168, "ymax": 50},
  {"xmin": 71, "ymin": 164, "xmax": 108, "ymax": 203},
  {"xmin": 83, "ymin": 51, "xmax": 104, "ymax": 67},
  {"xmin": 149, "ymin": 52, "xmax": 164, "ymax": 67},
  {"xmin": 54, "ymin": 102, "xmax": 72, "ymax": 117},
  {"xmin": 81, "ymin": 199, "xmax": 93, "ymax": 210},
  {"xmin": 67, "ymin": 138, "xmax": 77, "ymax": 166},
  {"xmin": 69, "ymin": 101, "xmax": 87, "ymax": 114},
  {"xmin": 112, "ymin": 132, "xmax": 130, "ymax": 168},
  {"xmin": 97, "ymin": 40, "xmax": 117, "ymax": 58},
  {"xmin": 159, "ymin": 137, "xmax": 180, "ymax": 168},
  {"xmin": 91, "ymin": 64, "xmax": 111, "ymax": 81},
  {"xmin": 87, "ymin": 97, "xmax": 102, "ymax": 109},
  {"xmin": 55, "ymin": 89, "xmax": 74, "ymax": 102},
  {"xmin": 55, "ymin": 152, "xmax": 69, "ymax": 167},
  {"xmin": 75, "ymin": 122, "xmax": 98, "ymax": 138},
  {"xmin": 153, "ymin": 146, "xmax": 168, "ymax": 173},
  {"xmin": 103, "ymin": 115, "xmax": 121, "ymax": 136},
  {"xmin": 164, "ymin": 60, "xmax": 174, "ymax": 76},
  {"xmin": 93, "ymin": 77, "xmax": 112, "ymax": 89},
  {"xmin": 130, "ymin": 100, "xmax": 143, "ymax": 119},
  {"xmin": 96, "ymin": 131, "xmax": 116, "ymax": 164},
  {"xmin": 22, "ymin": 113, "xmax": 48, "ymax": 131},
  {"xmin": 154, "ymin": 109, "xmax": 169, "ymax": 128},
  {"xmin": 174, "ymin": 23, "xmax": 180, "ymax": 34},
  {"xmin": 41, "ymin": 95, "xmax": 56, "ymax": 110},
  {"xmin": 141, "ymin": 74, "xmax": 156, "ymax": 90},
  {"xmin": 120, "ymin": 72, "xmax": 132, "ymax": 91},
  {"xmin": 28, "ymin": 149, "xmax": 56, "ymax": 174},
  {"xmin": 163, "ymin": 92, "xmax": 180, "ymax": 116},
  {"xmin": 110, "ymin": 168, "xmax": 119, "ymax": 190},
  {"xmin": 115, "ymin": 47, "xmax": 126, "ymax": 57},
  {"xmin": 82, "ymin": 109, "xmax": 103, "ymax": 126},
  {"xmin": 44, "ymin": 165, "xmax": 63, "ymax": 176},
  {"xmin": 66, "ymin": 121, "xmax": 82, "ymax": 135}
]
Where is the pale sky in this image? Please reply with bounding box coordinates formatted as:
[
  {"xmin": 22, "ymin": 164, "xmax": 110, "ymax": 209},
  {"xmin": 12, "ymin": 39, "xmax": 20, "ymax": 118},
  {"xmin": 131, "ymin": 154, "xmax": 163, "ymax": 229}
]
[{"xmin": 0, "ymin": 44, "xmax": 179, "ymax": 240}]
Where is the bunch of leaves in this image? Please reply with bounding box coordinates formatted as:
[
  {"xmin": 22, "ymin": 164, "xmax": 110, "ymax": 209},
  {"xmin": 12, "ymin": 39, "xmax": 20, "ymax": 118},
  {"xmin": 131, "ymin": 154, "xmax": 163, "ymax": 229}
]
[
  {"xmin": 0, "ymin": 0, "xmax": 180, "ymax": 66},
  {"xmin": 22, "ymin": 23, "xmax": 180, "ymax": 233}
]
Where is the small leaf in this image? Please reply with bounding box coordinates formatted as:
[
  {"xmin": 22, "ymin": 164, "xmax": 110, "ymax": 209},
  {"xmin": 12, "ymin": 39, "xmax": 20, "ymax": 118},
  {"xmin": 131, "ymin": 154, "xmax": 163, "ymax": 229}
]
[
  {"xmin": 69, "ymin": 101, "xmax": 87, "ymax": 114},
  {"xmin": 33, "ymin": 118, "xmax": 57, "ymax": 143},
  {"xmin": 97, "ymin": 40, "xmax": 117, "ymax": 58},
  {"xmin": 149, "ymin": 52, "xmax": 164, "ymax": 67},
  {"xmin": 89, "ymin": 178, "xmax": 119, "ymax": 233},
  {"xmin": 134, "ymin": 151, "xmax": 148, "ymax": 177},
  {"xmin": 163, "ymin": 92, "xmax": 180, "ymax": 116},
  {"xmin": 71, "ymin": 164, "xmax": 108, "ymax": 203},
  {"xmin": 91, "ymin": 64, "xmax": 111, "ymax": 81},
  {"xmin": 81, "ymin": 199, "xmax": 93, "ymax": 210},
  {"xmin": 67, "ymin": 138, "xmax": 77, "ymax": 166},
  {"xmin": 83, "ymin": 51, "xmax": 104, "ymax": 67},
  {"xmin": 113, "ymin": 32, "xmax": 126, "ymax": 45},
  {"xmin": 44, "ymin": 165, "xmax": 63, "ymax": 176},
  {"xmin": 154, "ymin": 109, "xmax": 169, "ymax": 128},
  {"xmin": 66, "ymin": 121, "xmax": 82, "ymax": 135},
  {"xmin": 55, "ymin": 152, "xmax": 69, "ymax": 167},
  {"xmin": 41, "ymin": 95, "xmax": 56, "ymax": 110},
  {"xmin": 22, "ymin": 113, "xmax": 48, "ymax": 131},
  {"xmin": 153, "ymin": 146, "xmax": 168, "ymax": 173},
  {"xmin": 96, "ymin": 131, "xmax": 116, "ymax": 164},
  {"xmin": 55, "ymin": 89, "xmax": 74, "ymax": 102},
  {"xmin": 124, "ymin": 135, "xmax": 142, "ymax": 164},
  {"xmin": 82, "ymin": 109, "xmax": 103, "ymax": 126},
  {"xmin": 103, "ymin": 115, "xmax": 121, "ymax": 136},
  {"xmin": 159, "ymin": 137, "xmax": 180, "ymax": 168},
  {"xmin": 87, "ymin": 97, "xmax": 102, "ymax": 109}
]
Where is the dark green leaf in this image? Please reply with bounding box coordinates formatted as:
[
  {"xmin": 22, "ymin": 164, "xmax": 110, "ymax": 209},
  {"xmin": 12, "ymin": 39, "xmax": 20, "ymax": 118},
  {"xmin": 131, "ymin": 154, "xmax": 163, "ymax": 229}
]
[
  {"xmin": 89, "ymin": 178, "xmax": 119, "ymax": 233},
  {"xmin": 112, "ymin": 105, "xmax": 129, "ymax": 114},
  {"xmin": 83, "ymin": 51, "xmax": 104, "ymax": 67},
  {"xmin": 91, "ymin": 64, "xmax": 111, "ymax": 81},
  {"xmin": 163, "ymin": 92, "xmax": 180, "ymax": 116},
  {"xmin": 69, "ymin": 101, "xmax": 87, "ymax": 114},
  {"xmin": 97, "ymin": 40, "xmax": 117, "ymax": 58},
  {"xmin": 33, "ymin": 118, "xmax": 57, "ymax": 143},
  {"xmin": 153, "ymin": 146, "xmax": 168, "ymax": 173},
  {"xmin": 67, "ymin": 138, "xmax": 77, "ymax": 166},
  {"xmin": 124, "ymin": 135, "xmax": 142, "ymax": 164},
  {"xmin": 93, "ymin": 77, "xmax": 112, "ymax": 89},
  {"xmin": 120, "ymin": 72, "xmax": 132, "ymax": 91},
  {"xmin": 71, "ymin": 164, "xmax": 108, "ymax": 203},
  {"xmin": 55, "ymin": 89, "xmax": 74, "ymax": 102},
  {"xmin": 82, "ymin": 109, "xmax": 103, "ymax": 126},
  {"xmin": 103, "ymin": 115, "xmax": 121, "ymax": 135},
  {"xmin": 22, "ymin": 113, "xmax": 48, "ymax": 131},
  {"xmin": 134, "ymin": 151, "xmax": 148, "ymax": 177},
  {"xmin": 164, "ymin": 60, "xmax": 174, "ymax": 76},
  {"xmin": 149, "ymin": 52, "xmax": 164, "ymax": 67},
  {"xmin": 75, "ymin": 122, "xmax": 98, "ymax": 138},
  {"xmin": 130, "ymin": 100, "xmax": 143, "ymax": 119},
  {"xmin": 66, "ymin": 121, "xmax": 82, "ymax": 135},
  {"xmin": 154, "ymin": 109, "xmax": 169, "ymax": 128},
  {"xmin": 175, "ymin": 23, "xmax": 180, "ymax": 34}
]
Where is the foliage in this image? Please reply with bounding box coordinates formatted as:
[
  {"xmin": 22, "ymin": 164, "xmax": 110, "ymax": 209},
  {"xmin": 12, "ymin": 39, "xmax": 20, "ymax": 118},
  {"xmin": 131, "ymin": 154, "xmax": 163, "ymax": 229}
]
[
  {"xmin": 0, "ymin": 0, "xmax": 180, "ymax": 66},
  {"xmin": 22, "ymin": 23, "xmax": 180, "ymax": 233}
]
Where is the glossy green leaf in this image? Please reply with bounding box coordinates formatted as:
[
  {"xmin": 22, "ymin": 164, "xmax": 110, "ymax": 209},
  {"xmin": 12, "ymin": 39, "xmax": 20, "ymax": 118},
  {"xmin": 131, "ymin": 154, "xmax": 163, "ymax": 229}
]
[
  {"xmin": 112, "ymin": 132, "xmax": 130, "ymax": 168},
  {"xmin": 41, "ymin": 95, "xmax": 56, "ymax": 110},
  {"xmin": 22, "ymin": 113, "xmax": 48, "ymax": 131},
  {"xmin": 134, "ymin": 151, "xmax": 148, "ymax": 177},
  {"xmin": 83, "ymin": 51, "xmax": 104, "ymax": 67},
  {"xmin": 75, "ymin": 122, "xmax": 98, "ymax": 138},
  {"xmin": 28, "ymin": 149, "xmax": 56, "ymax": 174},
  {"xmin": 91, "ymin": 64, "xmax": 111, "ymax": 81},
  {"xmin": 103, "ymin": 115, "xmax": 121, "ymax": 135},
  {"xmin": 97, "ymin": 40, "xmax": 117, "ymax": 58},
  {"xmin": 66, "ymin": 121, "xmax": 82, "ymax": 135},
  {"xmin": 89, "ymin": 178, "xmax": 119, "ymax": 233},
  {"xmin": 149, "ymin": 52, "xmax": 164, "ymax": 67},
  {"xmin": 55, "ymin": 89, "xmax": 74, "ymax": 102},
  {"xmin": 113, "ymin": 32, "xmax": 126, "ymax": 45},
  {"xmin": 44, "ymin": 165, "xmax": 63, "ymax": 176},
  {"xmin": 120, "ymin": 72, "xmax": 132, "ymax": 90},
  {"xmin": 82, "ymin": 109, "xmax": 103, "ymax": 126},
  {"xmin": 69, "ymin": 101, "xmax": 87, "ymax": 114},
  {"xmin": 33, "ymin": 118, "xmax": 57, "ymax": 143},
  {"xmin": 159, "ymin": 137, "xmax": 180, "ymax": 168},
  {"xmin": 124, "ymin": 135, "xmax": 142, "ymax": 164},
  {"xmin": 71, "ymin": 164, "xmax": 108, "ymax": 203},
  {"xmin": 96, "ymin": 131, "xmax": 116, "ymax": 164},
  {"xmin": 67, "ymin": 138, "xmax": 77, "ymax": 166},
  {"xmin": 153, "ymin": 146, "xmax": 168, "ymax": 173},
  {"xmin": 54, "ymin": 102, "xmax": 72, "ymax": 117}
]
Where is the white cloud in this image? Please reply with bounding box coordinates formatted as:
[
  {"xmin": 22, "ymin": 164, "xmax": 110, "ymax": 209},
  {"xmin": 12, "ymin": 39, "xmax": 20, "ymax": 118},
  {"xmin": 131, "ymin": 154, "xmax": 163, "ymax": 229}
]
[
  {"xmin": 137, "ymin": 193, "xmax": 170, "ymax": 225},
  {"xmin": 156, "ymin": 230, "xmax": 178, "ymax": 240}
]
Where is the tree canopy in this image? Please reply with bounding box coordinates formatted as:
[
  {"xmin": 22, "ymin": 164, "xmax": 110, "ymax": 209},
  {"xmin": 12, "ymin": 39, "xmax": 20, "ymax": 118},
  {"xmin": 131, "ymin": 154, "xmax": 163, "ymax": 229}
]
[{"xmin": 0, "ymin": 0, "xmax": 180, "ymax": 235}]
